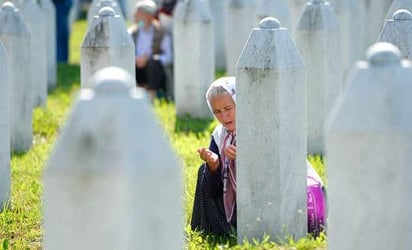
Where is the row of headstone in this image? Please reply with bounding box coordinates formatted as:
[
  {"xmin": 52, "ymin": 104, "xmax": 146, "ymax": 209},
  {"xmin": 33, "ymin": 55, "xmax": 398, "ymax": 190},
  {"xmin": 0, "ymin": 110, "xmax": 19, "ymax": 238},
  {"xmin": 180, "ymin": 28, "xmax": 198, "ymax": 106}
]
[
  {"xmin": 43, "ymin": 67, "xmax": 183, "ymax": 249},
  {"xmin": 0, "ymin": 0, "xmax": 58, "ymax": 211}
]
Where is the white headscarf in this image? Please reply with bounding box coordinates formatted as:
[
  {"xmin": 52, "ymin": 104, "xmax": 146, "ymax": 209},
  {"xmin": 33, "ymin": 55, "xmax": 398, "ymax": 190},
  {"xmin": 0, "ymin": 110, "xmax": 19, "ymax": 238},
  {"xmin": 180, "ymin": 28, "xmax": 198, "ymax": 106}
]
[{"xmin": 205, "ymin": 76, "xmax": 236, "ymax": 114}]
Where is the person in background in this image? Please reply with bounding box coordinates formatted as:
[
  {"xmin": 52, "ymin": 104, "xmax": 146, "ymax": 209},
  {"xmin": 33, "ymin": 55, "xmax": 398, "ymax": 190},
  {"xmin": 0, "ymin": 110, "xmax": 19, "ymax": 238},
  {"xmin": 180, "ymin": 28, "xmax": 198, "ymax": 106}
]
[
  {"xmin": 128, "ymin": 0, "xmax": 173, "ymax": 101},
  {"xmin": 191, "ymin": 76, "xmax": 327, "ymax": 237},
  {"xmin": 53, "ymin": 0, "xmax": 73, "ymax": 63}
]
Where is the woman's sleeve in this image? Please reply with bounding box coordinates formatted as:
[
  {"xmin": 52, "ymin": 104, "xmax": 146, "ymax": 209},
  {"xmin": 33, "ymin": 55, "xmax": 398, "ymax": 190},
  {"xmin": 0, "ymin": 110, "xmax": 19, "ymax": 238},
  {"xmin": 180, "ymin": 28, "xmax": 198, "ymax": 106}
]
[{"xmin": 203, "ymin": 137, "xmax": 223, "ymax": 198}]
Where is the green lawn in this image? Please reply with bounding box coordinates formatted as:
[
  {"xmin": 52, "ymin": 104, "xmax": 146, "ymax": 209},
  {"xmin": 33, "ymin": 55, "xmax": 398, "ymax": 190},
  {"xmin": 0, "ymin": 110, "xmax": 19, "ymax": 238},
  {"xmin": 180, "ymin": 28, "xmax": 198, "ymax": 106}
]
[{"xmin": 0, "ymin": 20, "xmax": 327, "ymax": 249}]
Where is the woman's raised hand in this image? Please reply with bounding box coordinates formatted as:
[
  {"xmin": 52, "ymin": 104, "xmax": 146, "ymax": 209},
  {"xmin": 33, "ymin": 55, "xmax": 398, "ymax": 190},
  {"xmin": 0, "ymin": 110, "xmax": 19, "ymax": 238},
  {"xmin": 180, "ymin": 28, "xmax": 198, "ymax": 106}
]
[{"xmin": 197, "ymin": 148, "xmax": 219, "ymax": 173}]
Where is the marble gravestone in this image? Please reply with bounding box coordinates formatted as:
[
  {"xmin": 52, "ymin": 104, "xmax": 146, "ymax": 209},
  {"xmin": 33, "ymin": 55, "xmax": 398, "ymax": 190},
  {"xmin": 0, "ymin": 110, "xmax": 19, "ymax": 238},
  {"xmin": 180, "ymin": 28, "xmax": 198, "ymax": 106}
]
[
  {"xmin": 0, "ymin": 41, "xmax": 9, "ymax": 212},
  {"xmin": 223, "ymin": 0, "xmax": 256, "ymax": 76},
  {"xmin": 44, "ymin": 67, "xmax": 183, "ymax": 250},
  {"xmin": 17, "ymin": 0, "xmax": 48, "ymax": 107},
  {"xmin": 378, "ymin": 9, "xmax": 412, "ymax": 60},
  {"xmin": 385, "ymin": 0, "xmax": 412, "ymax": 23},
  {"xmin": 39, "ymin": 0, "xmax": 57, "ymax": 90},
  {"xmin": 236, "ymin": 17, "xmax": 307, "ymax": 243},
  {"xmin": 173, "ymin": 0, "xmax": 214, "ymax": 119},
  {"xmin": 0, "ymin": 2, "xmax": 33, "ymax": 153},
  {"xmin": 326, "ymin": 42, "xmax": 412, "ymax": 250},
  {"xmin": 208, "ymin": 0, "xmax": 226, "ymax": 70},
  {"xmin": 256, "ymin": 0, "xmax": 290, "ymax": 30},
  {"xmin": 295, "ymin": 0, "xmax": 342, "ymax": 155},
  {"xmin": 81, "ymin": 7, "xmax": 135, "ymax": 88}
]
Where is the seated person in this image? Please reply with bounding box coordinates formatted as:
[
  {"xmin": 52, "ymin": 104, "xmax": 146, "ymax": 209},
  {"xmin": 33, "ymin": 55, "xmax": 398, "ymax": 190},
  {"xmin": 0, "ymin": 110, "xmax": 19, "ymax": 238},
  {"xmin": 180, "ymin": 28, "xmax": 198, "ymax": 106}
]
[
  {"xmin": 128, "ymin": 0, "xmax": 172, "ymax": 100},
  {"xmin": 190, "ymin": 76, "xmax": 327, "ymax": 237}
]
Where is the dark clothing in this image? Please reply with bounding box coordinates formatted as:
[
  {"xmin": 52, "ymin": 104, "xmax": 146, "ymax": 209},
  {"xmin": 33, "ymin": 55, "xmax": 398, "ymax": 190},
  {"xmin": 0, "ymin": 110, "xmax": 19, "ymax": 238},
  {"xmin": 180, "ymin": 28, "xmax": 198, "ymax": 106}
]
[
  {"xmin": 135, "ymin": 58, "xmax": 167, "ymax": 90},
  {"xmin": 53, "ymin": 0, "xmax": 72, "ymax": 63},
  {"xmin": 191, "ymin": 137, "xmax": 236, "ymax": 236}
]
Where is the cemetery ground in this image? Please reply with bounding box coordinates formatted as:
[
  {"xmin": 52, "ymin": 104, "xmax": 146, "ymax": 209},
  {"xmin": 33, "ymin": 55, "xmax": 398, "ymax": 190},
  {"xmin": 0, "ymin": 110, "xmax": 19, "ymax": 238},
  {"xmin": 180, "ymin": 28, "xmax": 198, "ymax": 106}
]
[{"xmin": 0, "ymin": 20, "xmax": 327, "ymax": 249}]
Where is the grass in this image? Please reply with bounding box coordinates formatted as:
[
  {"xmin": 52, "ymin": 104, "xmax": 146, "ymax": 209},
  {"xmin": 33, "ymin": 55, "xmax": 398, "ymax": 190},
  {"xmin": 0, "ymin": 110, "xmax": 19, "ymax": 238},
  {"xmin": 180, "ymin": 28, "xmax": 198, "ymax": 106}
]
[{"xmin": 0, "ymin": 20, "xmax": 327, "ymax": 249}]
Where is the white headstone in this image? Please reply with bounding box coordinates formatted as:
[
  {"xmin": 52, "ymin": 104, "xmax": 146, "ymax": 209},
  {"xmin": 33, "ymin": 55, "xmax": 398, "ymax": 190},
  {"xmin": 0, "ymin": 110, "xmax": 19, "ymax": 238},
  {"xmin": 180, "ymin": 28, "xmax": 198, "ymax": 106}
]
[
  {"xmin": 39, "ymin": 0, "xmax": 57, "ymax": 90},
  {"xmin": 360, "ymin": 0, "xmax": 393, "ymax": 50},
  {"xmin": 329, "ymin": 0, "xmax": 364, "ymax": 76},
  {"xmin": 236, "ymin": 17, "xmax": 307, "ymax": 243},
  {"xmin": 44, "ymin": 67, "xmax": 183, "ymax": 250},
  {"xmin": 0, "ymin": 41, "xmax": 10, "ymax": 211},
  {"xmin": 295, "ymin": 0, "xmax": 342, "ymax": 155},
  {"xmin": 207, "ymin": 0, "xmax": 226, "ymax": 70},
  {"xmin": 326, "ymin": 42, "xmax": 412, "ymax": 250},
  {"xmin": 385, "ymin": 0, "xmax": 412, "ymax": 22},
  {"xmin": 17, "ymin": 0, "xmax": 48, "ymax": 107},
  {"xmin": 87, "ymin": 0, "xmax": 125, "ymax": 26},
  {"xmin": 224, "ymin": 0, "xmax": 256, "ymax": 76},
  {"xmin": 0, "ymin": 2, "xmax": 33, "ymax": 152},
  {"xmin": 256, "ymin": 0, "xmax": 290, "ymax": 30},
  {"xmin": 173, "ymin": 0, "xmax": 214, "ymax": 118},
  {"xmin": 378, "ymin": 9, "xmax": 412, "ymax": 60},
  {"xmin": 81, "ymin": 7, "xmax": 135, "ymax": 88},
  {"xmin": 288, "ymin": 0, "xmax": 306, "ymax": 32}
]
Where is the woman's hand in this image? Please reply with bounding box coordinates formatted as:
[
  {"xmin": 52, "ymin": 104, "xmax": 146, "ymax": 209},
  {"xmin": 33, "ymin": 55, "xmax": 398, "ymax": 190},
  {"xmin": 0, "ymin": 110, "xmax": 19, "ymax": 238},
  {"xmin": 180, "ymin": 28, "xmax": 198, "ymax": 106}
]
[
  {"xmin": 136, "ymin": 55, "xmax": 149, "ymax": 68},
  {"xmin": 197, "ymin": 148, "xmax": 219, "ymax": 173},
  {"xmin": 224, "ymin": 145, "xmax": 236, "ymax": 161}
]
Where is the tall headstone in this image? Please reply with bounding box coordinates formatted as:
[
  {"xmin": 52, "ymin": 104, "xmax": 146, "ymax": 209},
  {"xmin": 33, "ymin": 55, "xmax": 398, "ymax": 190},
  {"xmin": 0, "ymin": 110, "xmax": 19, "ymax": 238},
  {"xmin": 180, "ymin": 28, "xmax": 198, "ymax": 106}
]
[
  {"xmin": 326, "ymin": 42, "xmax": 412, "ymax": 250},
  {"xmin": 44, "ymin": 67, "xmax": 183, "ymax": 250},
  {"xmin": 236, "ymin": 17, "xmax": 307, "ymax": 243},
  {"xmin": 378, "ymin": 9, "xmax": 412, "ymax": 59},
  {"xmin": 173, "ymin": 0, "xmax": 214, "ymax": 118},
  {"xmin": 87, "ymin": 0, "xmax": 125, "ymax": 26},
  {"xmin": 39, "ymin": 0, "xmax": 57, "ymax": 90},
  {"xmin": 360, "ymin": 0, "xmax": 393, "ymax": 51},
  {"xmin": 0, "ymin": 2, "xmax": 33, "ymax": 152},
  {"xmin": 81, "ymin": 7, "xmax": 135, "ymax": 88},
  {"xmin": 329, "ymin": 0, "xmax": 364, "ymax": 76},
  {"xmin": 17, "ymin": 0, "xmax": 48, "ymax": 107},
  {"xmin": 224, "ymin": 0, "xmax": 256, "ymax": 76},
  {"xmin": 295, "ymin": 0, "xmax": 342, "ymax": 155},
  {"xmin": 385, "ymin": 0, "xmax": 412, "ymax": 22},
  {"xmin": 207, "ymin": 0, "xmax": 226, "ymax": 70},
  {"xmin": 288, "ymin": 0, "xmax": 306, "ymax": 32},
  {"xmin": 256, "ymin": 0, "xmax": 290, "ymax": 30},
  {"xmin": 0, "ymin": 41, "xmax": 10, "ymax": 212}
]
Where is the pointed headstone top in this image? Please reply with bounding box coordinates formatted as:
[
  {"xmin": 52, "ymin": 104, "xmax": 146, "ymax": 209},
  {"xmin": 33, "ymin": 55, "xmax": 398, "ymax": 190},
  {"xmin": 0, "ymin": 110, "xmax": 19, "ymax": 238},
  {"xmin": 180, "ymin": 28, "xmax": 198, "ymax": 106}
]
[
  {"xmin": 366, "ymin": 43, "xmax": 402, "ymax": 66},
  {"xmin": 98, "ymin": 6, "xmax": 115, "ymax": 17},
  {"xmin": 91, "ymin": 67, "xmax": 134, "ymax": 93},
  {"xmin": 1, "ymin": 1, "xmax": 17, "ymax": 12},
  {"xmin": 259, "ymin": 17, "xmax": 281, "ymax": 29},
  {"xmin": 393, "ymin": 9, "xmax": 412, "ymax": 21},
  {"xmin": 311, "ymin": 0, "xmax": 325, "ymax": 4}
]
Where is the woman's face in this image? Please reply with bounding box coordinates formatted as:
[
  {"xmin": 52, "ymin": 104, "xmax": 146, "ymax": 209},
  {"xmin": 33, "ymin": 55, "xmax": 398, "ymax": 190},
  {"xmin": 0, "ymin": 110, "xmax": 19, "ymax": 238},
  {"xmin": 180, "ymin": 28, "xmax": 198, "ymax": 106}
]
[{"xmin": 210, "ymin": 94, "xmax": 236, "ymax": 132}]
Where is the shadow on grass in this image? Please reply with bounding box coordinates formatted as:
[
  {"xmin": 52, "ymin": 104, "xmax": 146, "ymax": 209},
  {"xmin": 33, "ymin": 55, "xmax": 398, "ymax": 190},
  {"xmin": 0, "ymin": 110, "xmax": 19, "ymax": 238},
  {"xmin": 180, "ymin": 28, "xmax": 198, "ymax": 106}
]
[
  {"xmin": 175, "ymin": 114, "xmax": 214, "ymax": 134},
  {"xmin": 49, "ymin": 63, "xmax": 81, "ymax": 95}
]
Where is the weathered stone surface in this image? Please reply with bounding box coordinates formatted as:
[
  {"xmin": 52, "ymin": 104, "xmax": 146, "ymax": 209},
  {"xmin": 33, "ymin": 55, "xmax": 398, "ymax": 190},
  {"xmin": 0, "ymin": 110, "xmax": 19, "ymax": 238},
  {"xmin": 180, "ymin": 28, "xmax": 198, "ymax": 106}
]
[
  {"xmin": 326, "ymin": 42, "xmax": 412, "ymax": 250},
  {"xmin": 81, "ymin": 7, "xmax": 135, "ymax": 88},
  {"xmin": 173, "ymin": 0, "xmax": 214, "ymax": 118},
  {"xmin": 378, "ymin": 9, "xmax": 412, "ymax": 60},
  {"xmin": 236, "ymin": 17, "xmax": 307, "ymax": 243},
  {"xmin": 44, "ymin": 67, "xmax": 183, "ymax": 250},
  {"xmin": 0, "ymin": 41, "xmax": 10, "ymax": 211},
  {"xmin": 0, "ymin": 1, "xmax": 33, "ymax": 152},
  {"xmin": 295, "ymin": 0, "xmax": 342, "ymax": 154},
  {"xmin": 385, "ymin": 0, "xmax": 412, "ymax": 21}
]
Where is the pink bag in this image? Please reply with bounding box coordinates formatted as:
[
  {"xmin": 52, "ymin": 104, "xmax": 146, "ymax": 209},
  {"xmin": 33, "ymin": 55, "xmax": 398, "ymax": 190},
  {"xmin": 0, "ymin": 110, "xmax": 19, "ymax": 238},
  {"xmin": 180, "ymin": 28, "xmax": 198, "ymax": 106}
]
[{"xmin": 307, "ymin": 175, "xmax": 327, "ymax": 236}]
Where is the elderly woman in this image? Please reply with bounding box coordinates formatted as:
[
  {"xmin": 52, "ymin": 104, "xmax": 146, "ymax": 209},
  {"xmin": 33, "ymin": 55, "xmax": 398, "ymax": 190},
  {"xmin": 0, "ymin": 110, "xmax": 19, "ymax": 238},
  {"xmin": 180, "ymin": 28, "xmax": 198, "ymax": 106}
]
[{"xmin": 191, "ymin": 77, "xmax": 327, "ymax": 237}]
